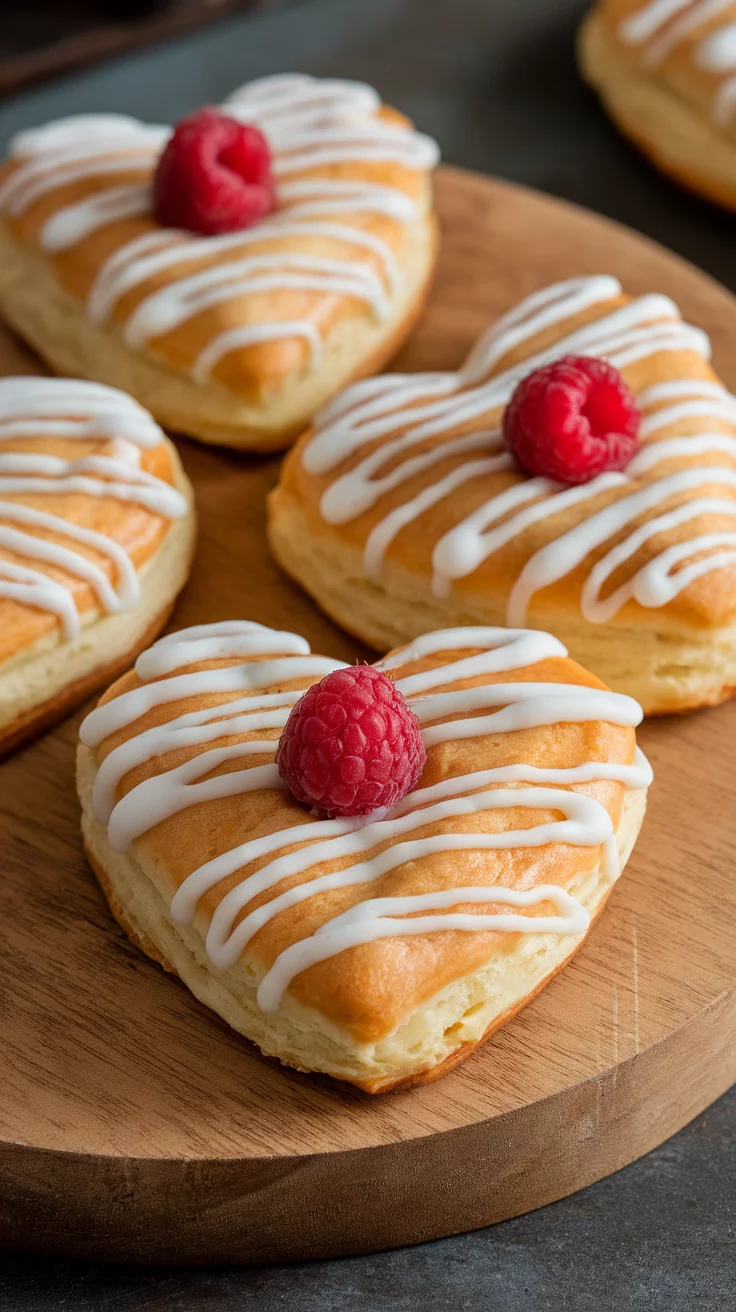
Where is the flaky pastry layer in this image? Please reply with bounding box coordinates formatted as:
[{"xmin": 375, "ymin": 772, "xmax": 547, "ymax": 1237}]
[
  {"xmin": 580, "ymin": 3, "xmax": 736, "ymax": 211},
  {"xmin": 268, "ymin": 493, "xmax": 736, "ymax": 714}
]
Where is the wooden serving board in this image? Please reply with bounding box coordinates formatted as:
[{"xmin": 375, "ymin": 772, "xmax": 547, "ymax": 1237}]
[{"xmin": 0, "ymin": 166, "xmax": 734, "ymax": 1266}]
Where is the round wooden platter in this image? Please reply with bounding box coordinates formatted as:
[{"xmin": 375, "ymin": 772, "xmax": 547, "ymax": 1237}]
[{"xmin": 1, "ymin": 166, "xmax": 735, "ymax": 1267}]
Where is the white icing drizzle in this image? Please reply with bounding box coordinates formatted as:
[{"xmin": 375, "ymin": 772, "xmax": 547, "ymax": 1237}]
[
  {"xmin": 363, "ymin": 452, "xmax": 508, "ymax": 579},
  {"xmin": 256, "ymin": 885, "xmax": 590, "ymax": 1014},
  {"xmin": 0, "ymin": 377, "xmax": 187, "ymax": 635},
  {"xmin": 506, "ymin": 467, "xmax": 736, "ymax": 625},
  {"xmin": 276, "ymin": 178, "xmax": 416, "ymax": 227},
  {"xmin": 0, "ymin": 377, "xmax": 165, "ymax": 448},
  {"xmin": 431, "ymin": 472, "xmax": 628, "ymax": 602},
  {"xmin": 40, "ymin": 185, "xmax": 152, "ymax": 254},
  {"xmin": 121, "ymin": 253, "xmax": 390, "ymax": 351},
  {"xmin": 304, "ymin": 275, "xmax": 736, "ymax": 624},
  {"xmin": 619, "ymin": 0, "xmax": 736, "ymax": 125},
  {"xmin": 82, "ymin": 622, "xmax": 647, "ymax": 1014},
  {"xmin": 0, "ymin": 500, "xmax": 139, "ymax": 615},
  {"xmin": 0, "ymin": 559, "xmax": 80, "ymax": 639},
  {"xmin": 83, "ymin": 623, "xmax": 345, "ymax": 847},
  {"xmin": 108, "ymin": 745, "xmax": 284, "ymax": 854},
  {"xmin": 135, "ymin": 621, "xmax": 311, "ymax": 678},
  {"xmin": 2, "ymin": 75, "xmax": 438, "ymax": 384},
  {"xmin": 93, "ymin": 692, "xmax": 300, "ymax": 826},
  {"xmin": 306, "ymin": 283, "xmax": 706, "ymax": 476},
  {"xmin": 0, "ymin": 134, "xmax": 163, "ymax": 216},
  {"xmin": 225, "ymin": 75, "xmax": 439, "ymax": 172},
  {"xmin": 9, "ymin": 114, "xmax": 166, "ymax": 159},
  {"xmin": 79, "ymin": 620, "xmax": 344, "ymax": 747},
  {"xmin": 0, "ymin": 453, "xmax": 186, "ymax": 517},
  {"xmin": 208, "ymin": 788, "xmax": 613, "ymax": 979},
  {"xmin": 377, "ymin": 625, "xmax": 568, "ymax": 679},
  {"xmin": 618, "ymin": 0, "xmax": 694, "ymax": 45}
]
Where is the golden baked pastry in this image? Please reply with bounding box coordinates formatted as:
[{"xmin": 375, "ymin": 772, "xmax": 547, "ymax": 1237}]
[
  {"xmin": 77, "ymin": 618, "xmax": 649, "ymax": 1092},
  {"xmin": 269, "ymin": 273, "xmax": 736, "ymax": 715},
  {"xmin": 580, "ymin": 1, "xmax": 736, "ymax": 210},
  {"xmin": 0, "ymin": 375, "xmax": 195, "ymax": 754},
  {"xmin": 0, "ymin": 75, "xmax": 439, "ymax": 451}
]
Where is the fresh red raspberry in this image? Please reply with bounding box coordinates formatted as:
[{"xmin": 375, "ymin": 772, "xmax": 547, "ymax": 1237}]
[
  {"xmin": 502, "ymin": 356, "xmax": 640, "ymax": 484},
  {"xmin": 153, "ymin": 108, "xmax": 275, "ymax": 236},
  {"xmin": 275, "ymin": 665, "xmax": 426, "ymax": 818}
]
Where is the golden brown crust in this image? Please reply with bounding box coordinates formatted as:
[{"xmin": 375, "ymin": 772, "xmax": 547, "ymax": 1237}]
[
  {"xmin": 580, "ymin": 4, "xmax": 736, "ymax": 212},
  {"xmin": 85, "ymin": 839, "xmax": 177, "ymax": 976},
  {"xmin": 365, "ymin": 878, "xmax": 620, "ymax": 1093},
  {"xmin": 0, "ymin": 596, "xmax": 178, "ymax": 759}
]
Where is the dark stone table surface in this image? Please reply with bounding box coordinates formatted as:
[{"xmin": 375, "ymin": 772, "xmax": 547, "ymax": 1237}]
[{"xmin": 0, "ymin": 0, "xmax": 734, "ymax": 1306}]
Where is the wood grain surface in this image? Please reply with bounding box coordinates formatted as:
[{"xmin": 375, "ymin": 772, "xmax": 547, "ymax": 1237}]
[{"xmin": 0, "ymin": 166, "xmax": 734, "ymax": 1265}]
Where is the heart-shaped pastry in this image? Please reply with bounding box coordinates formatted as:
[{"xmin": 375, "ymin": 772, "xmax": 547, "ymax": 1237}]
[
  {"xmin": 0, "ymin": 375, "xmax": 195, "ymax": 755},
  {"xmin": 269, "ymin": 274, "xmax": 736, "ymax": 714},
  {"xmin": 580, "ymin": 2, "xmax": 736, "ymax": 212},
  {"xmin": 77, "ymin": 619, "xmax": 649, "ymax": 1092},
  {"xmin": 0, "ymin": 75, "xmax": 439, "ymax": 451}
]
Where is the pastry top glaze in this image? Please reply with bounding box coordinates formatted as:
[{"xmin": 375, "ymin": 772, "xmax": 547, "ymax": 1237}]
[
  {"xmin": 0, "ymin": 376, "xmax": 190, "ymax": 668},
  {"xmin": 79, "ymin": 620, "xmax": 648, "ymax": 1043},
  {"xmin": 275, "ymin": 274, "xmax": 736, "ymax": 633},
  {"xmin": 594, "ymin": 0, "xmax": 736, "ymax": 129},
  {"xmin": 0, "ymin": 76, "xmax": 439, "ymax": 402}
]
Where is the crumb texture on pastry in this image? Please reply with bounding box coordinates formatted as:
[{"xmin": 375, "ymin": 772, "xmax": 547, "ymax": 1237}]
[
  {"xmin": 269, "ymin": 273, "xmax": 736, "ymax": 713},
  {"xmin": 0, "ymin": 76, "xmax": 439, "ymax": 449},
  {"xmin": 0, "ymin": 376, "xmax": 196, "ymax": 748},
  {"xmin": 77, "ymin": 620, "xmax": 649, "ymax": 1091},
  {"xmin": 580, "ymin": 2, "xmax": 736, "ymax": 210}
]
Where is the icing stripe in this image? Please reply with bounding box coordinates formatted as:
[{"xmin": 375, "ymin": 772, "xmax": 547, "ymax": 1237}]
[
  {"xmin": 41, "ymin": 185, "xmax": 151, "ymax": 253},
  {"xmin": 93, "ymin": 692, "xmax": 300, "ymax": 824},
  {"xmin": 0, "ymin": 377, "xmax": 164, "ymax": 448},
  {"xmin": 0, "ymin": 453, "xmax": 187, "ymax": 518},
  {"xmin": 0, "ymin": 559, "xmax": 80, "ymax": 639}
]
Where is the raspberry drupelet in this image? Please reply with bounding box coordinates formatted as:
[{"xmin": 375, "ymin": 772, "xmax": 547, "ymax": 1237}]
[
  {"xmin": 276, "ymin": 665, "xmax": 426, "ymax": 818},
  {"xmin": 503, "ymin": 355, "xmax": 641, "ymax": 484},
  {"xmin": 153, "ymin": 108, "xmax": 275, "ymax": 236}
]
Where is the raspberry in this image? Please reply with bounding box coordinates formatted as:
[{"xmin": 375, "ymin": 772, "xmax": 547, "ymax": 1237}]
[
  {"xmin": 275, "ymin": 665, "xmax": 426, "ymax": 818},
  {"xmin": 153, "ymin": 108, "xmax": 275, "ymax": 236},
  {"xmin": 502, "ymin": 356, "xmax": 640, "ymax": 485}
]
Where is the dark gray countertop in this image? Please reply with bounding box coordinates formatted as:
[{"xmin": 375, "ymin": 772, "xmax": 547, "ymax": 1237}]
[{"xmin": 0, "ymin": 0, "xmax": 734, "ymax": 1306}]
